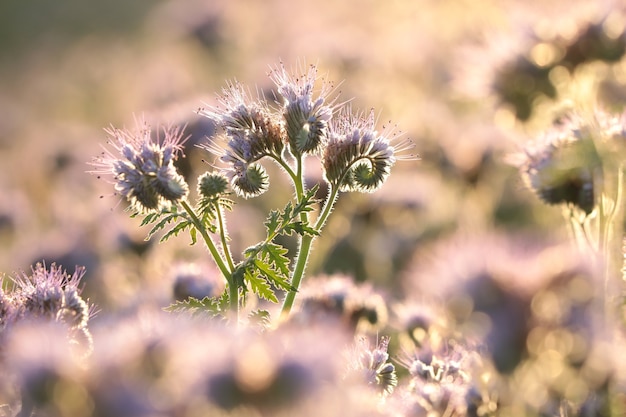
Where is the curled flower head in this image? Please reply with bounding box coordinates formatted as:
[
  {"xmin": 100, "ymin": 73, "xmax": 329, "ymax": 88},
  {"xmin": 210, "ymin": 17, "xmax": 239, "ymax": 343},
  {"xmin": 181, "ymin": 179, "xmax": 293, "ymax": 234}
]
[
  {"xmin": 228, "ymin": 162, "xmax": 269, "ymax": 199},
  {"xmin": 518, "ymin": 115, "xmax": 603, "ymax": 215},
  {"xmin": 199, "ymin": 81, "xmax": 283, "ymax": 199},
  {"xmin": 269, "ymin": 62, "xmax": 339, "ymax": 156},
  {"xmin": 323, "ymin": 107, "xmax": 414, "ymax": 193},
  {"xmin": 199, "ymin": 81, "xmax": 285, "ymax": 164},
  {"xmin": 91, "ymin": 117, "xmax": 189, "ymax": 212},
  {"xmin": 5, "ymin": 263, "xmax": 95, "ymax": 356},
  {"xmin": 10, "ymin": 263, "xmax": 91, "ymax": 329}
]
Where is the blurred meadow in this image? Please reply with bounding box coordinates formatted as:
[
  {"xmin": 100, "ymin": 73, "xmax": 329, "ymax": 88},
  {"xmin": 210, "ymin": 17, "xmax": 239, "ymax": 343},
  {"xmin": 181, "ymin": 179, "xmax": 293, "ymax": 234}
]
[
  {"xmin": 0, "ymin": 0, "xmax": 583, "ymax": 310},
  {"xmin": 2, "ymin": 0, "xmax": 626, "ymax": 415}
]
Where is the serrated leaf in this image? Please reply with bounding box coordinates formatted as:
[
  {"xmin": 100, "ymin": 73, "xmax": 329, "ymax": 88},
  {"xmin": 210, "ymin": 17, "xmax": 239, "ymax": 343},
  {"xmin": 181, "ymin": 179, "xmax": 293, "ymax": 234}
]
[
  {"xmin": 139, "ymin": 211, "xmax": 159, "ymax": 226},
  {"xmin": 245, "ymin": 269, "xmax": 278, "ymax": 303},
  {"xmin": 283, "ymin": 221, "xmax": 320, "ymax": 237},
  {"xmin": 263, "ymin": 243, "xmax": 291, "ymax": 277},
  {"xmin": 163, "ymin": 296, "xmax": 222, "ymax": 316},
  {"xmin": 248, "ymin": 309, "xmax": 271, "ymax": 328},
  {"xmin": 160, "ymin": 219, "xmax": 193, "ymax": 242},
  {"xmin": 264, "ymin": 210, "xmax": 281, "ymax": 236},
  {"xmin": 254, "ymin": 258, "xmax": 294, "ymax": 292}
]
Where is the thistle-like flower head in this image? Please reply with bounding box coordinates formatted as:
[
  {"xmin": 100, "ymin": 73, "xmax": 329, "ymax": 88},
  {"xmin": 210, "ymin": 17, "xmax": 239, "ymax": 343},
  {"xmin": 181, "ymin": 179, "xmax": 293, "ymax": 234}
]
[
  {"xmin": 91, "ymin": 117, "xmax": 189, "ymax": 212},
  {"xmin": 199, "ymin": 81, "xmax": 283, "ymax": 199},
  {"xmin": 10, "ymin": 263, "xmax": 91, "ymax": 330},
  {"xmin": 200, "ymin": 81, "xmax": 285, "ymax": 163},
  {"xmin": 323, "ymin": 107, "xmax": 414, "ymax": 193},
  {"xmin": 269, "ymin": 62, "xmax": 339, "ymax": 156}
]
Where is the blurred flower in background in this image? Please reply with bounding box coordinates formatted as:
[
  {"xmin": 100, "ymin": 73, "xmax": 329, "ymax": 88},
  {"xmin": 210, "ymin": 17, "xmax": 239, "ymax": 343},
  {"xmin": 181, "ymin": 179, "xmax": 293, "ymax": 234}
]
[{"xmin": 2, "ymin": 0, "xmax": 626, "ymax": 415}]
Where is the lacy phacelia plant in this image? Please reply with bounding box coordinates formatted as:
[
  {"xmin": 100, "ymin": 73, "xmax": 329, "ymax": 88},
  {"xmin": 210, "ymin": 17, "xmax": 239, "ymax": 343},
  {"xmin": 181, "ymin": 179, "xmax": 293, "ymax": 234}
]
[{"xmin": 92, "ymin": 62, "xmax": 415, "ymax": 323}]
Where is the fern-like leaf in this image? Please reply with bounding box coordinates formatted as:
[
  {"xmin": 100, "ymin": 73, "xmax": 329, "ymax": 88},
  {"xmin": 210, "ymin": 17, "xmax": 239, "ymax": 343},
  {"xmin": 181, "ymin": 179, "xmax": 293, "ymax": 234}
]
[
  {"xmin": 163, "ymin": 296, "xmax": 222, "ymax": 317},
  {"xmin": 245, "ymin": 269, "xmax": 278, "ymax": 303}
]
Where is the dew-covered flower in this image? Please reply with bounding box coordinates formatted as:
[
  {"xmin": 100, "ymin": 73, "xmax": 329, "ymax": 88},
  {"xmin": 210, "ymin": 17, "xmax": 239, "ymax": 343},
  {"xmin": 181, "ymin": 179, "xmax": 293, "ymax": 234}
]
[
  {"xmin": 91, "ymin": 117, "xmax": 189, "ymax": 212},
  {"xmin": 323, "ymin": 107, "xmax": 414, "ymax": 193},
  {"xmin": 269, "ymin": 61, "xmax": 339, "ymax": 156}
]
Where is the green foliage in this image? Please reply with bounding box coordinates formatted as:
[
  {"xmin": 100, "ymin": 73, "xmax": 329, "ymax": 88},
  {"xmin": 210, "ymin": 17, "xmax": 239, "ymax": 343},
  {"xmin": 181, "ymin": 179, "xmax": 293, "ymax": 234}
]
[
  {"xmin": 247, "ymin": 309, "xmax": 272, "ymax": 328},
  {"xmin": 163, "ymin": 293, "xmax": 229, "ymax": 317},
  {"xmin": 227, "ymin": 187, "xmax": 321, "ymax": 302},
  {"xmin": 264, "ymin": 185, "xmax": 320, "ymax": 238},
  {"xmin": 138, "ymin": 206, "xmax": 198, "ymax": 244}
]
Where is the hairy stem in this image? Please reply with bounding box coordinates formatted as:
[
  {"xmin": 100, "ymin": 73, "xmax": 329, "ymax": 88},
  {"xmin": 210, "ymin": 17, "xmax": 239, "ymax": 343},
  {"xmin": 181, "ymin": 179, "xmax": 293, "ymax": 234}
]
[
  {"xmin": 280, "ymin": 155, "xmax": 309, "ymax": 318},
  {"xmin": 216, "ymin": 204, "xmax": 236, "ymax": 272},
  {"xmin": 180, "ymin": 200, "xmax": 238, "ymax": 318}
]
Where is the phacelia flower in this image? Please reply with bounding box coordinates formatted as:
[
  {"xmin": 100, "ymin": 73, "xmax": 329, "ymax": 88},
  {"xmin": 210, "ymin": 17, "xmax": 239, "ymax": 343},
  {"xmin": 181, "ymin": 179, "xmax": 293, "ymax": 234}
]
[
  {"xmin": 519, "ymin": 115, "xmax": 602, "ymax": 215},
  {"xmin": 5, "ymin": 263, "xmax": 95, "ymax": 356},
  {"xmin": 323, "ymin": 107, "xmax": 413, "ymax": 193},
  {"xmin": 345, "ymin": 336, "xmax": 397, "ymax": 396},
  {"xmin": 91, "ymin": 117, "xmax": 189, "ymax": 212},
  {"xmin": 269, "ymin": 62, "xmax": 339, "ymax": 156},
  {"xmin": 199, "ymin": 81, "xmax": 283, "ymax": 198}
]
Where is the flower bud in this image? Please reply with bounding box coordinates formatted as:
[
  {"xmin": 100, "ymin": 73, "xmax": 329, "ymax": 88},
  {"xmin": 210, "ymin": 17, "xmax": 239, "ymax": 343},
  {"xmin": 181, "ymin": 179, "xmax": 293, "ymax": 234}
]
[
  {"xmin": 230, "ymin": 163, "xmax": 269, "ymax": 199},
  {"xmin": 197, "ymin": 171, "xmax": 230, "ymax": 199},
  {"xmin": 520, "ymin": 117, "xmax": 602, "ymax": 215}
]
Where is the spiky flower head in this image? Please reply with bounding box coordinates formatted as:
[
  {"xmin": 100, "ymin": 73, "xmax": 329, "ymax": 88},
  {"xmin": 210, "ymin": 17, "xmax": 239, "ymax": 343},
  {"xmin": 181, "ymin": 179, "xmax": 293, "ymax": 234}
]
[
  {"xmin": 323, "ymin": 107, "xmax": 413, "ymax": 193},
  {"xmin": 269, "ymin": 62, "xmax": 338, "ymax": 156},
  {"xmin": 10, "ymin": 263, "xmax": 91, "ymax": 330},
  {"xmin": 91, "ymin": 117, "xmax": 189, "ymax": 212},
  {"xmin": 197, "ymin": 171, "xmax": 230, "ymax": 201},
  {"xmin": 199, "ymin": 81, "xmax": 283, "ymax": 199},
  {"xmin": 200, "ymin": 81, "xmax": 285, "ymax": 162}
]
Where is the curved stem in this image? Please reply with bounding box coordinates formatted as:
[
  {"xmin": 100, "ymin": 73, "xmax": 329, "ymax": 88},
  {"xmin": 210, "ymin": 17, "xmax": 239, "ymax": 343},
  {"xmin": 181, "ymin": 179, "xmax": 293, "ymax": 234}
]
[
  {"xmin": 271, "ymin": 154, "xmax": 299, "ymax": 187},
  {"xmin": 180, "ymin": 200, "xmax": 238, "ymax": 317},
  {"xmin": 314, "ymin": 186, "xmax": 340, "ymax": 231}
]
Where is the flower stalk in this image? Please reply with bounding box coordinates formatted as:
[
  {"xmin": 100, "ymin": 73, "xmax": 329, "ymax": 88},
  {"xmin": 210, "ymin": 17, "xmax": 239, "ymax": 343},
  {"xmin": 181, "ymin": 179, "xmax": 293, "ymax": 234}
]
[{"xmin": 92, "ymin": 63, "xmax": 415, "ymax": 322}]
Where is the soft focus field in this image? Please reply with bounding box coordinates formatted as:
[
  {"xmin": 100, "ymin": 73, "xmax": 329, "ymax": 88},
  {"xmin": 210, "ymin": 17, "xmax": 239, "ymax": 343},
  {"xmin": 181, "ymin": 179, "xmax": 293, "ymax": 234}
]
[
  {"xmin": 0, "ymin": 0, "xmax": 575, "ymax": 310},
  {"xmin": 1, "ymin": 1, "xmax": 626, "ymax": 416}
]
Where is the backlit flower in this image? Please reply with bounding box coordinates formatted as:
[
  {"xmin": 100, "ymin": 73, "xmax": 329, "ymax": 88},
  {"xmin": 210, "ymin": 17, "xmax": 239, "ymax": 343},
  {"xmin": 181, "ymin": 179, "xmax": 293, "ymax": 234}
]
[
  {"xmin": 269, "ymin": 62, "xmax": 339, "ymax": 156},
  {"xmin": 91, "ymin": 117, "xmax": 189, "ymax": 212},
  {"xmin": 322, "ymin": 107, "xmax": 414, "ymax": 193}
]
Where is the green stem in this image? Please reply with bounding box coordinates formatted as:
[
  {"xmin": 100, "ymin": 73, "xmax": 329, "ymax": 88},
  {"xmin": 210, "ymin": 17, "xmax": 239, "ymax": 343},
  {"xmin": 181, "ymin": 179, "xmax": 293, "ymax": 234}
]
[
  {"xmin": 271, "ymin": 155, "xmax": 299, "ymax": 186},
  {"xmin": 280, "ymin": 184, "xmax": 341, "ymax": 318},
  {"xmin": 280, "ymin": 155, "xmax": 308, "ymax": 318},
  {"xmin": 314, "ymin": 186, "xmax": 340, "ymax": 231},
  {"xmin": 601, "ymin": 166, "xmax": 624, "ymax": 325},
  {"xmin": 280, "ymin": 234, "xmax": 313, "ymax": 318},
  {"xmin": 180, "ymin": 200, "xmax": 238, "ymax": 317},
  {"xmin": 216, "ymin": 204, "xmax": 236, "ymax": 272}
]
